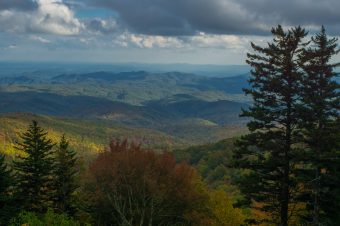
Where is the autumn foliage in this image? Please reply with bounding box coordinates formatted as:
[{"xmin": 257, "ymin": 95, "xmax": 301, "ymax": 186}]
[{"xmin": 83, "ymin": 140, "xmax": 212, "ymax": 226}]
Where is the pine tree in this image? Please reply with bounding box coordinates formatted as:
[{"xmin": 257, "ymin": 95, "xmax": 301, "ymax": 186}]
[
  {"xmin": 0, "ymin": 153, "xmax": 15, "ymax": 224},
  {"xmin": 233, "ymin": 25, "xmax": 308, "ymax": 226},
  {"xmin": 13, "ymin": 120, "xmax": 55, "ymax": 213},
  {"xmin": 299, "ymin": 27, "xmax": 340, "ymax": 225},
  {"xmin": 53, "ymin": 135, "xmax": 78, "ymax": 215}
]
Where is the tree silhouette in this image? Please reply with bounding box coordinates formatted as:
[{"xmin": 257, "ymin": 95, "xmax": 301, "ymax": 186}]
[
  {"xmin": 234, "ymin": 25, "xmax": 308, "ymax": 226},
  {"xmin": 13, "ymin": 121, "xmax": 55, "ymax": 213}
]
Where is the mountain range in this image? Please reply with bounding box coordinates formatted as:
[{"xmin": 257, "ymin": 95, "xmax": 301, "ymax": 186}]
[{"xmin": 0, "ymin": 67, "xmax": 250, "ymax": 149}]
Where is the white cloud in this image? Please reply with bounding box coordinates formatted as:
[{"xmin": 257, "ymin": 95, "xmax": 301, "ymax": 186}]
[
  {"xmin": 5, "ymin": 44, "xmax": 18, "ymax": 50},
  {"xmin": 112, "ymin": 33, "xmax": 184, "ymax": 48},
  {"xmin": 30, "ymin": 35, "xmax": 51, "ymax": 43},
  {"xmin": 31, "ymin": 0, "xmax": 82, "ymax": 35},
  {"xmin": 190, "ymin": 33, "xmax": 250, "ymax": 50},
  {"xmin": 110, "ymin": 32, "xmax": 255, "ymax": 51},
  {"xmin": 0, "ymin": 0, "xmax": 82, "ymax": 35},
  {"xmin": 79, "ymin": 37, "xmax": 92, "ymax": 44}
]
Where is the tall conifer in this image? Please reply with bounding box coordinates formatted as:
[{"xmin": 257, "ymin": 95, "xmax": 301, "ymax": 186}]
[
  {"xmin": 299, "ymin": 27, "xmax": 340, "ymax": 225},
  {"xmin": 233, "ymin": 25, "xmax": 308, "ymax": 226}
]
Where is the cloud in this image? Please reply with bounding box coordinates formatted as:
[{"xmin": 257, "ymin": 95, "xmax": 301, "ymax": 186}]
[
  {"xmin": 111, "ymin": 33, "xmax": 184, "ymax": 48},
  {"xmin": 237, "ymin": 0, "xmax": 340, "ymax": 35},
  {"xmin": 89, "ymin": 0, "xmax": 265, "ymax": 36},
  {"xmin": 0, "ymin": 0, "xmax": 82, "ymax": 35},
  {"xmin": 2, "ymin": 0, "xmax": 340, "ymax": 66},
  {"xmin": 89, "ymin": 0, "xmax": 340, "ymax": 36},
  {"xmin": 109, "ymin": 32, "xmax": 260, "ymax": 50},
  {"xmin": 189, "ymin": 33, "xmax": 251, "ymax": 50},
  {"xmin": 5, "ymin": 44, "xmax": 18, "ymax": 50},
  {"xmin": 85, "ymin": 18, "xmax": 118, "ymax": 35},
  {"xmin": 129, "ymin": 34, "xmax": 183, "ymax": 48},
  {"xmin": 238, "ymin": 0, "xmax": 340, "ymax": 25},
  {"xmin": 30, "ymin": 35, "xmax": 51, "ymax": 43},
  {"xmin": 2, "ymin": 0, "xmax": 339, "ymax": 38}
]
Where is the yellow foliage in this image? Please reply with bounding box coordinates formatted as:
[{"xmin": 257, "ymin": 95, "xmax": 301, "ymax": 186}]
[{"xmin": 209, "ymin": 189, "xmax": 245, "ymax": 226}]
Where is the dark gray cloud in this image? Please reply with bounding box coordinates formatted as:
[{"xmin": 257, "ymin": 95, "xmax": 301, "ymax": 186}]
[
  {"xmin": 0, "ymin": 0, "xmax": 37, "ymax": 11},
  {"xmin": 237, "ymin": 0, "xmax": 340, "ymax": 35},
  {"xmin": 238, "ymin": 0, "xmax": 340, "ymax": 26},
  {"xmin": 89, "ymin": 0, "xmax": 267, "ymax": 36},
  {"xmin": 85, "ymin": 18, "xmax": 118, "ymax": 34},
  {"xmin": 2, "ymin": 0, "xmax": 340, "ymax": 36},
  {"xmin": 88, "ymin": 0, "xmax": 340, "ymax": 36}
]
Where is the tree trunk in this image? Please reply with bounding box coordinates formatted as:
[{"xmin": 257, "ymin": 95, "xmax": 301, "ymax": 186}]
[
  {"xmin": 281, "ymin": 161, "xmax": 289, "ymax": 226},
  {"xmin": 313, "ymin": 167, "xmax": 320, "ymax": 226},
  {"xmin": 281, "ymin": 102, "xmax": 292, "ymax": 226}
]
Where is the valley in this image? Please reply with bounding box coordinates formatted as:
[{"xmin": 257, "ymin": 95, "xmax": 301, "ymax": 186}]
[{"xmin": 0, "ymin": 64, "xmax": 250, "ymax": 156}]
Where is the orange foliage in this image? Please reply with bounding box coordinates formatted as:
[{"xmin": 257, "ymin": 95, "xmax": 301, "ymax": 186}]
[{"xmin": 250, "ymin": 200, "xmax": 306, "ymax": 226}]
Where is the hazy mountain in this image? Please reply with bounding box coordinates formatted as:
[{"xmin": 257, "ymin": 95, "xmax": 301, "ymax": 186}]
[
  {"xmin": 0, "ymin": 62, "xmax": 250, "ymax": 78},
  {"xmin": 0, "ymin": 71, "xmax": 250, "ymax": 105},
  {"xmin": 0, "ymin": 91, "xmax": 247, "ymax": 126},
  {"xmin": 0, "ymin": 68, "xmax": 250, "ymax": 146}
]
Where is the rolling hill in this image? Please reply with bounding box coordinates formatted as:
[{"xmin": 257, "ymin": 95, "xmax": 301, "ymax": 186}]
[
  {"xmin": 0, "ymin": 71, "xmax": 250, "ymax": 105},
  {"xmin": 0, "ymin": 69, "xmax": 250, "ymax": 155},
  {"xmin": 0, "ymin": 113, "xmax": 246, "ymax": 159},
  {"xmin": 0, "ymin": 113, "xmax": 184, "ymax": 157},
  {"xmin": 0, "ymin": 91, "xmax": 248, "ymax": 126}
]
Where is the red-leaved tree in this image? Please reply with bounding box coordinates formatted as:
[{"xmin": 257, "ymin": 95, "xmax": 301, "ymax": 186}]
[{"xmin": 83, "ymin": 140, "xmax": 211, "ymax": 226}]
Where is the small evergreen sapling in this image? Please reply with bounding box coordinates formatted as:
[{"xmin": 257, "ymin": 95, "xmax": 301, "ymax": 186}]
[{"xmin": 53, "ymin": 135, "xmax": 78, "ymax": 215}]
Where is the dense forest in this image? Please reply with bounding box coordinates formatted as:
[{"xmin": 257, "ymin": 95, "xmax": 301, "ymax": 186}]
[{"xmin": 0, "ymin": 25, "xmax": 339, "ymax": 226}]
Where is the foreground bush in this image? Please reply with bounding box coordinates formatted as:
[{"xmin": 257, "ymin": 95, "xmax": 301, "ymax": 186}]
[{"xmin": 9, "ymin": 209, "xmax": 82, "ymax": 226}]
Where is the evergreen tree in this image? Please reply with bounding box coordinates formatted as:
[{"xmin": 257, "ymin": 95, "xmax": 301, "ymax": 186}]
[
  {"xmin": 13, "ymin": 120, "xmax": 55, "ymax": 213},
  {"xmin": 0, "ymin": 153, "xmax": 15, "ymax": 224},
  {"xmin": 53, "ymin": 135, "xmax": 78, "ymax": 215},
  {"xmin": 299, "ymin": 27, "xmax": 340, "ymax": 225},
  {"xmin": 233, "ymin": 25, "xmax": 308, "ymax": 226}
]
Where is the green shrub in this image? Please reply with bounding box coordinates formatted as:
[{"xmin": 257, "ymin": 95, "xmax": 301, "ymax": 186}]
[
  {"xmin": 9, "ymin": 209, "xmax": 83, "ymax": 226},
  {"xmin": 9, "ymin": 211, "xmax": 42, "ymax": 226}
]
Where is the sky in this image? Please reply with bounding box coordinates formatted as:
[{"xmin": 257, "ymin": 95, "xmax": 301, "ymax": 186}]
[{"xmin": 0, "ymin": 0, "xmax": 340, "ymax": 65}]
